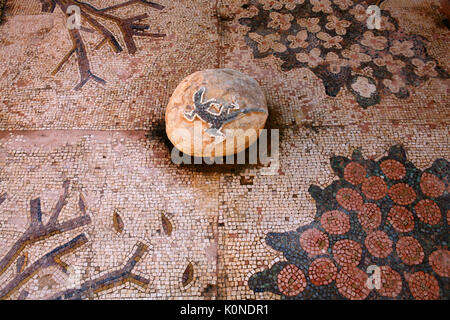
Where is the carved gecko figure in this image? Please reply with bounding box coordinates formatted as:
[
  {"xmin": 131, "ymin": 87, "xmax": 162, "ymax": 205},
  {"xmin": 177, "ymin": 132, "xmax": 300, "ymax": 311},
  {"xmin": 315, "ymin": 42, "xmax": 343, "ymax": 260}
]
[{"xmin": 184, "ymin": 87, "xmax": 267, "ymax": 138}]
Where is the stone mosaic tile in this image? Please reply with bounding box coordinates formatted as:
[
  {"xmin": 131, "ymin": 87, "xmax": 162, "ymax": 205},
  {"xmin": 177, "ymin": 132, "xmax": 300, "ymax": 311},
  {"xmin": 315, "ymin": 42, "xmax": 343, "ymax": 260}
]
[
  {"xmin": 0, "ymin": 0, "xmax": 219, "ymax": 130},
  {"xmin": 0, "ymin": 0, "xmax": 5, "ymax": 23},
  {"xmin": 218, "ymin": 0, "xmax": 450, "ymax": 127},
  {"xmin": 0, "ymin": 0, "xmax": 449, "ymax": 300},
  {"xmin": 0, "ymin": 131, "xmax": 219, "ymax": 299}
]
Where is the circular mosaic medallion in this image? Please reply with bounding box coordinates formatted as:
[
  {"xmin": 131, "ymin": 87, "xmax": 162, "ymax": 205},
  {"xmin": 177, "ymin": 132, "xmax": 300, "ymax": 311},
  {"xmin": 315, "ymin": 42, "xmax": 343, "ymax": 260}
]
[
  {"xmin": 333, "ymin": 239, "xmax": 362, "ymax": 267},
  {"xmin": 380, "ymin": 159, "xmax": 406, "ymax": 180},
  {"xmin": 277, "ymin": 264, "xmax": 307, "ymax": 297},
  {"xmin": 420, "ymin": 172, "xmax": 445, "ymax": 198},
  {"xmin": 308, "ymin": 258, "xmax": 337, "ymax": 286},
  {"xmin": 358, "ymin": 203, "xmax": 382, "ymax": 231},
  {"xmin": 408, "ymin": 271, "xmax": 440, "ymax": 300},
  {"xmin": 365, "ymin": 231, "xmax": 393, "ymax": 258},
  {"xmin": 336, "ymin": 188, "xmax": 363, "ymax": 211},
  {"xmin": 321, "ymin": 210, "xmax": 350, "ymax": 235},
  {"xmin": 396, "ymin": 236, "xmax": 424, "ymax": 266},
  {"xmin": 336, "ymin": 266, "xmax": 370, "ymax": 300},
  {"xmin": 300, "ymin": 228, "xmax": 329, "ymax": 256},
  {"xmin": 344, "ymin": 162, "xmax": 366, "ymax": 185},
  {"xmin": 376, "ymin": 266, "xmax": 403, "ymax": 298},
  {"xmin": 362, "ymin": 176, "xmax": 387, "ymax": 200},
  {"xmin": 388, "ymin": 183, "xmax": 416, "ymax": 205},
  {"xmin": 415, "ymin": 199, "xmax": 442, "ymax": 225},
  {"xmin": 388, "ymin": 205, "xmax": 415, "ymax": 233},
  {"xmin": 428, "ymin": 249, "xmax": 450, "ymax": 277}
]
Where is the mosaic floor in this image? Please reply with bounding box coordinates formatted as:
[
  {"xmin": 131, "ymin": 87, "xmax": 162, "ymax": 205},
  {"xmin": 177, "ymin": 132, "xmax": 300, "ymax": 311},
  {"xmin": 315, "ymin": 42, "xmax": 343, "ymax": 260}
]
[{"xmin": 0, "ymin": 0, "xmax": 448, "ymax": 300}]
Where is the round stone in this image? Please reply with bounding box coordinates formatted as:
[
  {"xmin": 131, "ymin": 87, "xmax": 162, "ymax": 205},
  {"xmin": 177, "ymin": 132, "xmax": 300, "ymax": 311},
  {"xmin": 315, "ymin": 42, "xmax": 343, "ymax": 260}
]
[
  {"xmin": 165, "ymin": 69, "xmax": 268, "ymax": 157},
  {"xmin": 277, "ymin": 264, "xmax": 307, "ymax": 296}
]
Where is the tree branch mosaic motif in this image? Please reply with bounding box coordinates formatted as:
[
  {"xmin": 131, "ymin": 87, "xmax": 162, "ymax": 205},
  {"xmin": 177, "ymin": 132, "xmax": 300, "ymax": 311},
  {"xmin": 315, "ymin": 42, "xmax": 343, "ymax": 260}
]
[
  {"xmin": 249, "ymin": 145, "xmax": 449, "ymax": 299},
  {"xmin": 239, "ymin": 0, "xmax": 449, "ymax": 107},
  {"xmin": 39, "ymin": 0, "xmax": 165, "ymax": 90}
]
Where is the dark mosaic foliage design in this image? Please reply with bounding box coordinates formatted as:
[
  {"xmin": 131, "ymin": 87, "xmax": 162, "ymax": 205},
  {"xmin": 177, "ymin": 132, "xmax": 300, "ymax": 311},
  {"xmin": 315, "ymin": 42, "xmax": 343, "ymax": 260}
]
[
  {"xmin": 249, "ymin": 146, "xmax": 449, "ymax": 299},
  {"xmin": 239, "ymin": 0, "xmax": 449, "ymax": 107}
]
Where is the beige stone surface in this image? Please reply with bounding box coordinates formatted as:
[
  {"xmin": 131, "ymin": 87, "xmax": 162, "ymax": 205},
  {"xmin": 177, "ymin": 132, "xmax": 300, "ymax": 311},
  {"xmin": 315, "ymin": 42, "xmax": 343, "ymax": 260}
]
[{"xmin": 165, "ymin": 69, "xmax": 268, "ymax": 157}]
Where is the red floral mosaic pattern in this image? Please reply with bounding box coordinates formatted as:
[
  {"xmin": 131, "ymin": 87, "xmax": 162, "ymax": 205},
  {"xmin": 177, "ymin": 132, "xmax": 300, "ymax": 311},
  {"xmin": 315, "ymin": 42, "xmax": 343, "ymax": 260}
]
[
  {"xmin": 321, "ymin": 210, "xmax": 350, "ymax": 235},
  {"xmin": 428, "ymin": 250, "xmax": 450, "ymax": 278},
  {"xmin": 308, "ymin": 258, "xmax": 337, "ymax": 286},
  {"xmin": 387, "ymin": 206, "xmax": 415, "ymax": 233},
  {"xmin": 336, "ymin": 266, "xmax": 370, "ymax": 300},
  {"xmin": 380, "ymin": 159, "xmax": 406, "ymax": 180},
  {"xmin": 388, "ymin": 183, "xmax": 416, "ymax": 206},
  {"xmin": 333, "ymin": 239, "xmax": 362, "ymax": 267},
  {"xmin": 377, "ymin": 266, "xmax": 402, "ymax": 298},
  {"xmin": 408, "ymin": 271, "xmax": 440, "ymax": 300},
  {"xmin": 396, "ymin": 237, "xmax": 425, "ymax": 266},
  {"xmin": 300, "ymin": 228, "xmax": 329, "ymax": 256},
  {"xmin": 362, "ymin": 176, "xmax": 387, "ymax": 200},
  {"xmin": 358, "ymin": 203, "xmax": 382, "ymax": 231},
  {"xmin": 336, "ymin": 188, "xmax": 363, "ymax": 211},
  {"xmin": 344, "ymin": 162, "xmax": 366, "ymax": 185},
  {"xmin": 415, "ymin": 199, "xmax": 442, "ymax": 225},
  {"xmin": 420, "ymin": 173, "xmax": 445, "ymax": 198},
  {"xmin": 249, "ymin": 146, "xmax": 449, "ymax": 300},
  {"xmin": 365, "ymin": 231, "xmax": 392, "ymax": 259}
]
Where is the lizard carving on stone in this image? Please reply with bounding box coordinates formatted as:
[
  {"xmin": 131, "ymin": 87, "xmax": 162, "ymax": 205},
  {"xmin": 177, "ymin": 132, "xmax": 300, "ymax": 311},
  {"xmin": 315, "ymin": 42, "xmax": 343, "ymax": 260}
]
[{"xmin": 184, "ymin": 87, "xmax": 267, "ymax": 139}]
